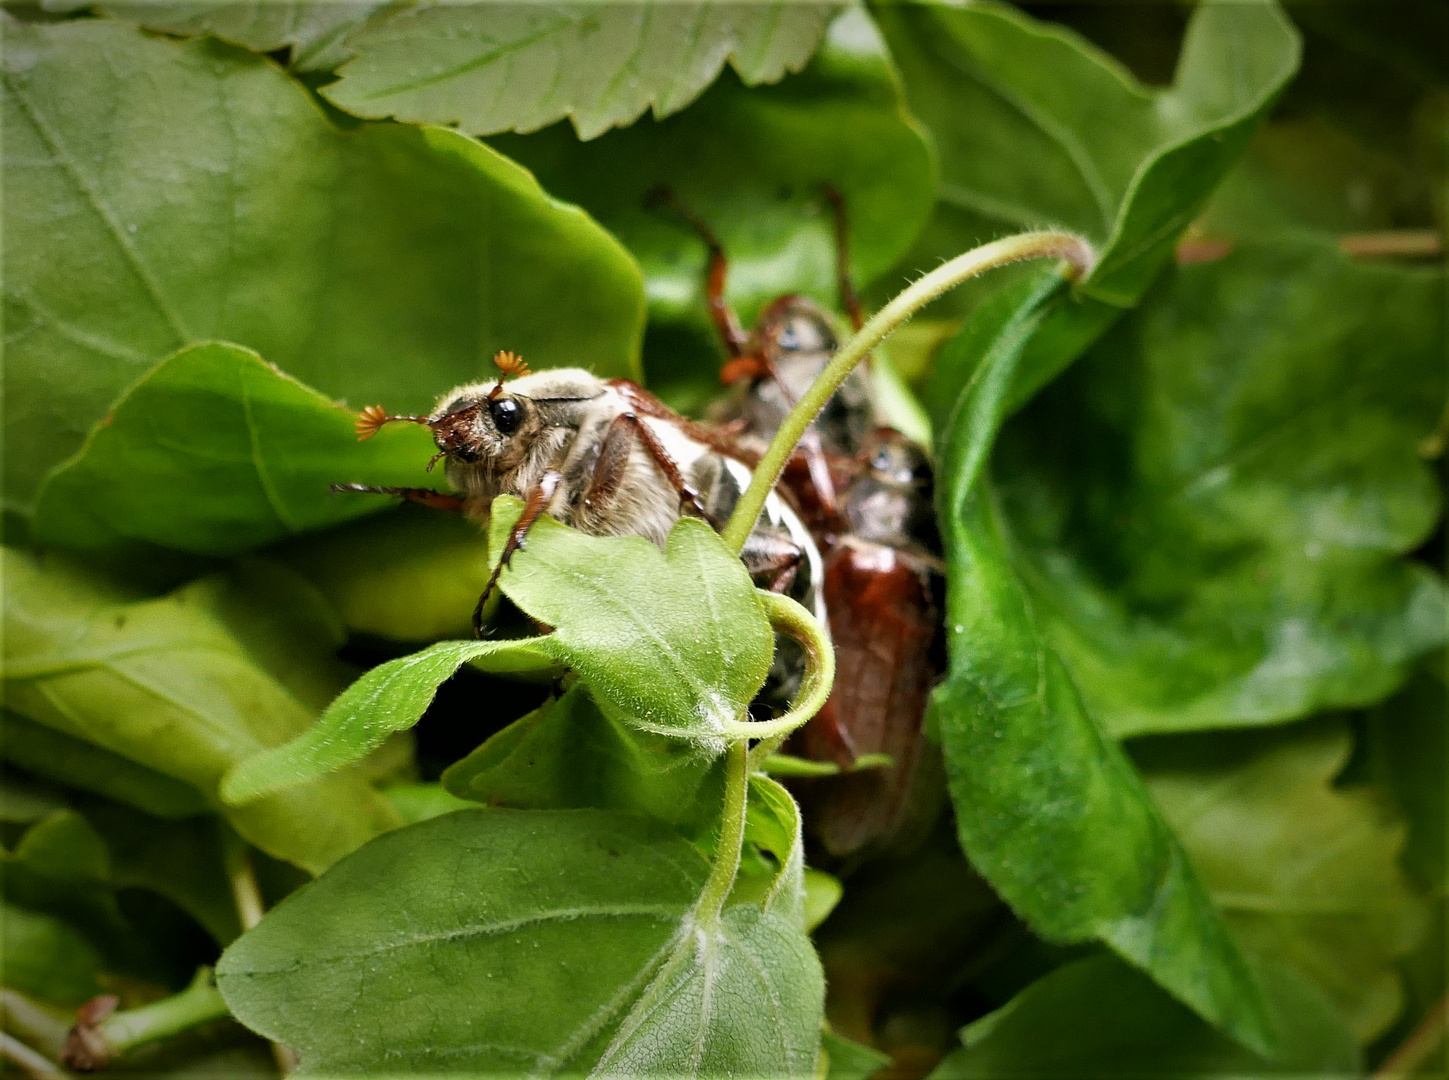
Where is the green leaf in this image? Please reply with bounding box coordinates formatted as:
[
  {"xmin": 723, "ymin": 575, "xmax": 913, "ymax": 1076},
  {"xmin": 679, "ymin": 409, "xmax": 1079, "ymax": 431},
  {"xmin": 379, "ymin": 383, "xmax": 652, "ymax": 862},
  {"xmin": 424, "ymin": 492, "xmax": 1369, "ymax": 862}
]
[
  {"xmin": 0, "ymin": 902, "xmax": 103, "ymax": 1006},
  {"xmin": 928, "ymin": 272, "xmax": 1274, "ymax": 1053},
  {"xmin": 2, "ymin": 550, "xmax": 400, "ymax": 874},
  {"xmin": 874, "ymin": 0, "xmax": 1298, "ymax": 405},
  {"xmin": 737, "ymin": 774, "xmax": 808, "ymax": 927},
  {"xmin": 2, "ymin": 16, "xmax": 644, "ymax": 516},
  {"xmin": 33, "ymin": 342, "xmax": 437, "ymax": 554},
  {"xmin": 494, "ymin": 7, "xmax": 934, "ymax": 408},
  {"xmin": 99, "ymin": 0, "xmax": 388, "ymax": 72},
  {"xmin": 878, "ymin": 0, "xmax": 1298, "ymax": 303},
  {"xmin": 1137, "ymin": 718, "xmax": 1430, "ymax": 1043},
  {"xmin": 442, "ymin": 685, "xmax": 726, "ymax": 845},
  {"xmin": 321, "ymin": 2, "xmax": 840, "ymax": 139},
  {"xmin": 929, "ymin": 954, "xmax": 1358, "ymax": 1079},
  {"xmin": 218, "ymin": 808, "xmax": 823, "ymax": 1076},
  {"xmin": 994, "ymin": 240, "xmax": 1447, "ymax": 737},
  {"xmin": 2, "ymin": 710, "xmax": 209, "ymax": 818},
  {"xmin": 224, "ymin": 504, "xmax": 774, "ymax": 802},
  {"xmin": 484, "ymin": 500, "xmax": 775, "ymax": 747},
  {"xmin": 380, "ymin": 782, "xmax": 475, "ymax": 826},
  {"xmin": 275, "ymin": 505, "xmax": 494, "ymax": 644}
]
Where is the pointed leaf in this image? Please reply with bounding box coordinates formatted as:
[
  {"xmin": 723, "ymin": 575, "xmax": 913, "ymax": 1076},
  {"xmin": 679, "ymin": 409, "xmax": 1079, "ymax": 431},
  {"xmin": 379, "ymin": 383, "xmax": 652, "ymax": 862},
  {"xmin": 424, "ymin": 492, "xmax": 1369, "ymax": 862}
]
[
  {"xmin": 33, "ymin": 343, "xmax": 437, "ymax": 554},
  {"xmin": 928, "ymin": 272, "xmax": 1274, "ymax": 1053},
  {"xmin": 930, "ymin": 955, "xmax": 1358, "ymax": 1079},
  {"xmin": 224, "ymin": 504, "xmax": 774, "ymax": 801},
  {"xmin": 486, "ymin": 499, "xmax": 775, "ymax": 747},
  {"xmin": 877, "ymin": 0, "xmax": 1298, "ymax": 408}
]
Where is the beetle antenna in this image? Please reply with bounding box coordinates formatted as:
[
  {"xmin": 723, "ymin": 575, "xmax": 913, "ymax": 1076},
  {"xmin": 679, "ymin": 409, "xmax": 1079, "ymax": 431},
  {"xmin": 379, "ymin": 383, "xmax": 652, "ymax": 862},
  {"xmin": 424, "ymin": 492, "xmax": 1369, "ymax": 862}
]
[
  {"xmin": 487, "ymin": 350, "xmax": 531, "ymax": 399},
  {"xmin": 355, "ymin": 404, "xmax": 431, "ymax": 441}
]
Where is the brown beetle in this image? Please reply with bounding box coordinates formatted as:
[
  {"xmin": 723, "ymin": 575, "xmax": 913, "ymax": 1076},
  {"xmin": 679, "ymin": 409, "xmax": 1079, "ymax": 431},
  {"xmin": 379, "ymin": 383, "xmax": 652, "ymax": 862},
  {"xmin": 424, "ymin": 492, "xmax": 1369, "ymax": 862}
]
[{"xmin": 656, "ymin": 187, "xmax": 946, "ymax": 858}]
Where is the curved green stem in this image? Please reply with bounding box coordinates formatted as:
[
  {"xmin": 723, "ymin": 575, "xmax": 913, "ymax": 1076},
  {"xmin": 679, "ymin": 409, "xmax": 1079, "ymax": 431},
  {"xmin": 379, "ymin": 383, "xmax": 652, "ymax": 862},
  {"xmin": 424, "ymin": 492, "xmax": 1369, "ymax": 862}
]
[
  {"xmin": 696, "ymin": 590, "xmax": 836, "ymax": 924},
  {"xmin": 721, "ymin": 592, "xmax": 835, "ymax": 742},
  {"xmin": 720, "ymin": 231, "xmax": 1096, "ymax": 553}
]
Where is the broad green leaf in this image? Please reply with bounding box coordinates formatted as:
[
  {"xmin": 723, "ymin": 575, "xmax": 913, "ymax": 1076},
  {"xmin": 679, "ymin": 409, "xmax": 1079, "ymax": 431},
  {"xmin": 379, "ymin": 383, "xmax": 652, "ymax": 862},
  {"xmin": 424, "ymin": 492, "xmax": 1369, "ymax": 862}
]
[
  {"xmin": 927, "ymin": 271, "xmax": 1273, "ymax": 1053},
  {"xmin": 33, "ymin": 342, "xmax": 437, "ymax": 554},
  {"xmin": 2, "ymin": 16, "xmax": 644, "ymax": 515},
  {"xmin": 874, "ymin": 0, "xmax": 1297, "ymax": 405},
  {"xmin": 224, "ymin": 502, "xmax": 773, "ymax": 802},
  {"xmin": 2, "ymin": 550, "xmax": 400, "ymax": 874},
  {"xmin": 322, "ymin": 2, "xmax": 840, "ymax": 139},
  {"xmin": 99, "ymin": 0, "xmax": 388, "ymax": 71},
  {"xmin": 484, "ymin": 500, "xmax": 774, "ymax": 747},
  {"xmin": 495, "ymin": 7, "xmax": 934, "ymax": 408},
  {"xmin": 218, "ymin": 808, "xmax": 823, "ymax": 1076},
  {"xmin": 1137, "ymin": 719, "xmax": 1430, "ymax": 1043},
  {"xmin": 442, "ymin": 685, "xmax": 726, "ymax": 845},
  {"xmin": 928, "ymin": 954, "xmax": 1358, "ymax": 1079},
  {"xmin": 275, "ymin": 505, "xmax": 493, "ymax": 644},
  {"xmin": 994, "ymin": 240, "xmax": 1447, "ymax": 736},
  {"xmin": 380, "ymin": 782, "xmax": 475, "ymax": 826},
  {"xmin": 0, "ymin": 902, "xmax": 102, "ymax": 1006},
  {"xmin": 1, "ymin": 710, "xmax": 208, "ymax": 819}
]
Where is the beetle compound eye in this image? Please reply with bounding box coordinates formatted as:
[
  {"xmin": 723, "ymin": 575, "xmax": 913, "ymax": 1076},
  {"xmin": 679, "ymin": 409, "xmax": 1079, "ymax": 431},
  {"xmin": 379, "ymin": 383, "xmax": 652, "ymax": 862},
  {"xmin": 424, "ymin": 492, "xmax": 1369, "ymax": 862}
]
[{"xmin": 489, "ymin": 397, "xmax": 523, "ymax": 436}]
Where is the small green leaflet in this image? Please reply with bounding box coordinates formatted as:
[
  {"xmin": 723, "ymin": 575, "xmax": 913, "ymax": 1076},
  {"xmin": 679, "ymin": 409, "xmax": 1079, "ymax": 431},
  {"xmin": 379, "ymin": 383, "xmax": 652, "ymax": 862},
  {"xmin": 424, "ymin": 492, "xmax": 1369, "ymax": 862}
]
[{"xmin": 32, "ymin": 343, "xmax": 436, "ymax": 555}]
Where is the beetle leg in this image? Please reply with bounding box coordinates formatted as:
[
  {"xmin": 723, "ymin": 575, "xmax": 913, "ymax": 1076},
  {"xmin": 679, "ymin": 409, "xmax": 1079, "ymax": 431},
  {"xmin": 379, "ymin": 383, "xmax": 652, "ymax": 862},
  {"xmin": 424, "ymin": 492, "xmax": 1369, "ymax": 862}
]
[
  {"xmin": 331, "ymin": 483, "xmax": 464, "ymax": 513},
  {"xmin": 646, "ymin": 186, "xmax": 751, "ymax": 358},
  {"xmin": 822, "ymin": 184, "xmax": 864, "ymax": 332},
  {"xmin": 586, "ymin": 412, "xmax": 713, "ymax": 524},
  {"xmin": 473, "ymin": 470, "xmax": 563, "ymax": 636}
]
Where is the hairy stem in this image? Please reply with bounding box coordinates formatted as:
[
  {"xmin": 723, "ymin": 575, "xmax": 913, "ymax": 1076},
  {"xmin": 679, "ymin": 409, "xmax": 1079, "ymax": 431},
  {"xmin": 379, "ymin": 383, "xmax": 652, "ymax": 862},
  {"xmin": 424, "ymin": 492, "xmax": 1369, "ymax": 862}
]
[
  {"xmin": 695, "ymin": 740, "xmax": 749, "ymax": 927},
  {"xmin": 723, "ymin": 592, "xmax": 835, "ymax": 743},
  {"xmin": 721, "ymin": 231, "xmax": 1095, "ymax": 553}
]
